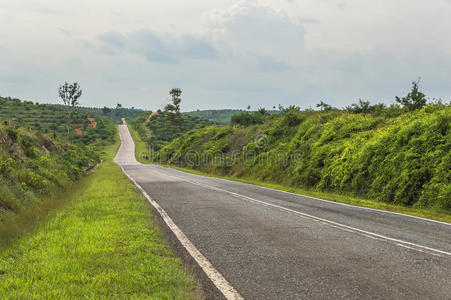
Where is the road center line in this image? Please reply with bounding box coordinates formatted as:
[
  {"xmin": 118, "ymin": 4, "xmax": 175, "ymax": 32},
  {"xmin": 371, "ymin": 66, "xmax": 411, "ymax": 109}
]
[
  {"xmin": 164, "ymin": 166, "xmax": 451, "ymax": 227},
  {"xmin": 161, "ymin": 171, "xmax": 450, "ymax": 258}
]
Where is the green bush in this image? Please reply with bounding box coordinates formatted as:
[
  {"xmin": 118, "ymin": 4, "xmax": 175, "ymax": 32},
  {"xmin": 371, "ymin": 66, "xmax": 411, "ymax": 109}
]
[
  {"xmin": 0, "ymin": 123, "xmax": 100, "ymax": 217},
  {"xmin": 153, "ymin": 104, "xmax": 451, "ymax": 210}
]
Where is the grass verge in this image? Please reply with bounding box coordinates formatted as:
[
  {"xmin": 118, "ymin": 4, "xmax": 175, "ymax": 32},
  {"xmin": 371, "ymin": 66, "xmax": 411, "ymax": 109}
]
[
  {"xmin": 129, "ymin": 124, "xmax": 150, "ymax": 163},
  {"xmin": 0, "ymin": 134, "xmax": 198, "ymax": 299},
  {"xmin": 129, "ymin": 125, "xmax": 451, "ymax": 224}
]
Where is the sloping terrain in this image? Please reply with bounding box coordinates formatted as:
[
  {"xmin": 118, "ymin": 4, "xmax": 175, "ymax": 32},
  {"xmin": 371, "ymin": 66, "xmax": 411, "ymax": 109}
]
[
  {"xmin": 0, "ymin": 96, "xmax": 116, "ymax": 147},
  {"xmin": 0, "ymin": 123, "xmax": 99, "ymax": 221},
  {"xmin": 184, "ymin": 109, "xmax": 245, "ymax": 124},
  {"xmin": 151, "ymin": 104, "xmax": 450, "ymax": 210},
  {"xmin": 131, "ymin": 110, "xmax": 212, "ymax": 151}
]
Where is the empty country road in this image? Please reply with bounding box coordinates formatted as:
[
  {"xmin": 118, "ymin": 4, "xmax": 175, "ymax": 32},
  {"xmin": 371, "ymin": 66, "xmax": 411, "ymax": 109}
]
[{"xmin": 115, "ymin": 124, "xmax": 451, "ymax": 300}]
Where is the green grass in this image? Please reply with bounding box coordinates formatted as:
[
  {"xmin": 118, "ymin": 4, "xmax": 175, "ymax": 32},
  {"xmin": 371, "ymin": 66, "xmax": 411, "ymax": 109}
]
[
  {"xmin": 0, "ymin": 134, "xmax": 199, "ymax": 299},
  {"xmin": 130, "ymin": 124, "xmax": 451, "ymax": 224},
  {"xmin": 129, "ymin": 123, "xmax": 150, "ymax": 162}
]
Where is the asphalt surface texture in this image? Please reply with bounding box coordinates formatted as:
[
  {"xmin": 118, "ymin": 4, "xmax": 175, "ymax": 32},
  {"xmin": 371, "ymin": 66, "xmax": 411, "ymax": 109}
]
[{"xmin": 115, "ymin": 124, "xmax": 451, "ymax": 300}]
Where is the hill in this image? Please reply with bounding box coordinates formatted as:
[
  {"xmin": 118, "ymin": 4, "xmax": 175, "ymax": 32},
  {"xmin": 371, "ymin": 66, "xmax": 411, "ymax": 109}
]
[
  {"xmin": 67, "ymin": 105, "xmax": 143, "ymax": 124},
  {"xmin": 184, "ymin": 109, "xmax": 280, "ymax": 124},
  {"xmin": 0, "ymin": 96, "xmax": 116, "ymax": 147},
  {"xmin": 184, "ymin": 109, "xmax": 244, "ymax": 124},
  {"xmin": 131, "ymin": 110, "xmax": 212, "ymax": 151},
  {"xmin": 0, "ymin": 123, "xmax": 100, "ymax": 221},
  {"xmin": 150, "ymin": 104, "xmax": 450, "ymax": 211}
]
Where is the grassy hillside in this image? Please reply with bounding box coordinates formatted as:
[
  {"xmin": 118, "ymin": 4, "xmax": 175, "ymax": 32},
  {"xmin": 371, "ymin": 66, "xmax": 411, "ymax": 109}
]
[
  {"xmin": 0, "ymin": 136, "xmax": 198, "ymax": 299},
  {"xmin": 148, "ymin": 104, "xmax": 450, "ymax": 212},
  {"xmin": 69, "ymin": 105, "xmax": 143, "ymax": 124},
  {"xmin": 0, "ymin": 123, "xmax": 100, "ymax": 224},
  {"xmin": 131, "ymin": 110, "xmax": 211, "ymax": 151},
  {"xmin": 0, "ymin": 96, "xmax": 116, "ymax": 147},
  {"xmin": 0, "ymin": 95, "xmax": 121, "ymax": 233}
]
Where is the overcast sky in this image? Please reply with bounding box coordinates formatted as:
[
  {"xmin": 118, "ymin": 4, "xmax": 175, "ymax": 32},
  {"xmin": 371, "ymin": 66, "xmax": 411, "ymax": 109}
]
[{"xmin": 1, "ymin": 0, "xmax": 450, "ymax": 111}]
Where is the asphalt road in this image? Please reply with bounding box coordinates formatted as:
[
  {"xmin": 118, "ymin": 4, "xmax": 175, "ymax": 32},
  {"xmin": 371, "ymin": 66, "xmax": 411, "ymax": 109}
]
[{"xmin": 115, "ymin": 124, "xmax": 451, "ymax": 300}]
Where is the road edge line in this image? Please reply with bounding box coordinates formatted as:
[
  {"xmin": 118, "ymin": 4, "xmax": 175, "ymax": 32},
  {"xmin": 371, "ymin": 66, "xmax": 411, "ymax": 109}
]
[
  {"xmin": 161, "ymin": 171, "xmax": 451, "ymax": 258},
  {"xmin": 119, "ymin": 166, "xmax": 244, "ymax": 300},
  {"xmin": 161, "ymin": 165, "xmax": 451, "ymax": 227}
]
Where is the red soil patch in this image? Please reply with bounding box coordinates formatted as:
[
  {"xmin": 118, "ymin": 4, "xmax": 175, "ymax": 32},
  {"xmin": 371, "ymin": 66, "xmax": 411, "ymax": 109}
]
[
  {"xmin": 74, "ymin": 126, "xmax": 83, "ymax": 136},
  {"xmin": 73, "ymin": 118, "xmax": 97, "ymax": 135},
  {"xmin": 88, "ymin": 118, "xmax": 97, "ymax": 128}
]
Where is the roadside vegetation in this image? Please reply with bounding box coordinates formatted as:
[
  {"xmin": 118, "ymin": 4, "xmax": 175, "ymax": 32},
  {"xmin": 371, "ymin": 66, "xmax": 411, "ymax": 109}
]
[
  {"xmin": 0, "ymin": 139, "xmax": 198, "ymax": 299},
  {"xmin": 0, "ymin": 123, "xmax": 100, "ymax": 234},
  {"xmin": 131, "ymin": 88, "xmax": 212, "ymax": 151},
  {"xmin": 0, "ymin": 92, "xmax": 120, "ymax": 230},
  {"xmin": 132, "ymin": 82, "xmax": 451, "ymax": 219}
]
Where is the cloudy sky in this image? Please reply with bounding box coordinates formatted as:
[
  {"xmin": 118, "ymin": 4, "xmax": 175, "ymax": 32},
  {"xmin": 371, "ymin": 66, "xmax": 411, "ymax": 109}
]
[{"xmin": 1, "ymin": 0, "xmax": 450, "ymax": 111}]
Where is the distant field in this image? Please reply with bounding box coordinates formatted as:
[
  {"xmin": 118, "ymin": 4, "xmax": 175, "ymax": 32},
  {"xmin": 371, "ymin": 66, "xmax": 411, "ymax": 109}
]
[
  {"xmin": 184, "ymin": 109, "xmax": 280, "ymax": 124},
  {"xmin": 0, "ymin": 96, "xmax": 117, "ymax": 146},
  {"xmin": 0, "ymin": 135, "xmax": 198, "ymax": 299},
  {"xmin": 184, "ymin": 109, "xmax": 244, "ymax": 124}
]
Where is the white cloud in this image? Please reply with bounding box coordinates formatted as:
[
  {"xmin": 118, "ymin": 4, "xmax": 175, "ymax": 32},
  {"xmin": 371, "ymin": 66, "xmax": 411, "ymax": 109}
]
[
  {"xmin": 0, "ymin": 0, "xmax": 450, "ymax": 110},
  {"xmin": 99, "ymin": 30, "xmax": 218, "ymax": 64},
  {"xmin": 207, "ymin": 1, "xmax": 304, "ymax": 60}
]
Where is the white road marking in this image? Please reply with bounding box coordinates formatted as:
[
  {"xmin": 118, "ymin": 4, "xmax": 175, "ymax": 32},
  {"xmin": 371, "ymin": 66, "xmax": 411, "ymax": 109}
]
[
  {"xmin": 164, "ymin": 166, "xmax": 451, "ymax": 227},
  {"xmin": 120, "ymin": 166, "xmax": 244, "ymax": 300},
  {"xmin": 160, "ymin": 171, "xmax": 451, "ymax": 258}
]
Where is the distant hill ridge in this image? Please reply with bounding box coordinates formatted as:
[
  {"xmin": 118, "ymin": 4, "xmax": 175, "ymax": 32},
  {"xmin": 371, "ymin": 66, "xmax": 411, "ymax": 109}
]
[{"xmin": 0, "ymin": 96, "xmax": 118, "ymax": 146}]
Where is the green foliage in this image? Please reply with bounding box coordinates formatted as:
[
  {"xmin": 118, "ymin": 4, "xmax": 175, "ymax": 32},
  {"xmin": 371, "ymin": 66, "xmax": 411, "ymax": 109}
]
[
  {"xmin": 155, "ymin": 104, "xmax": 451, "ymax": 211},
  {"xmin": 184, "ymin": 109, "xmax": 280, "ymax": 125},
  {"xmin": 231, "ymin": 110, "xmax": 268, "ymax": 126},
  {"xmin": 132, "ymin": 110, "xmax": 212, "ymax": 151},
  {"xmin": 395, "ymin": 79, "xmax": 427, "ymax": 111},
  {"xmin": 316, "ymin": 101, "xmax": 336, "ymax": 112},
  {"xmin": 0, "ymin": 149, "xmax": 197, "ymax": 299},
  {"xmin": 165, "ymin": 88, "xmax": 182, "ymax": 114},
  {"xmin": 58, "ymin": 81, "xmax": 82, "ymax": 107},
  {"xmin": 184, "ymin": 109, "xmax": 246, "ymax": 124},
  {"xmin": 0, "ymin": 96, "xmax": 116, "ymax": 147},
  {"xmin": 0, "ymin": 123, "xmax": 100, "ymax": 220},
  {"xmin": 346, "ymin": 99, "xmax": 387, "ymax": 114}
]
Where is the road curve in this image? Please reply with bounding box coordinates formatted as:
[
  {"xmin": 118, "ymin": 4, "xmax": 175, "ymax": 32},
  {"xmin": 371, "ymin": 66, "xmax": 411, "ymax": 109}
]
[{"xmin": 115, "ymin": 124, "xmax": 451, "ymax": 300}]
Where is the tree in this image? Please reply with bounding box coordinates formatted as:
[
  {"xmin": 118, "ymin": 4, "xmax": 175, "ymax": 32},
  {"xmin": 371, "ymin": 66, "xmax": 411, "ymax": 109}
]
[
  {"xmin": 58, "ymin": 82, "xmax": 82, "ymax": 107},
  {"xmin": 346, "ymin": 99, "xmax": 386, "ymax": 114},
  {"xmin": 258, "ymin": 107, "xmax": 269, "ymax": 116},
  {"xmin": 102, "ymin": 106, "xmax": 112, "ymax": 115},
  {"xmin": 165, "ymin": 88, "xmax": 182, "ymax": 114},
  {"xmin": 347, "ymin": 99, "xmax": 371, "ymax": 113},
  {"xmin": 116, "ymin": 103, "xmax": 122, "ymax": 109},
  {"xmin": 316, "ymin": 101, "xmax": 334, "ymax": 112},
  {"xmin": 395, "ymin": 79, "xmax": 427, "ymax": 111},
  {"xmin": 247, "ymin": 105, "xmax": 251, "ymax": 110}
]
